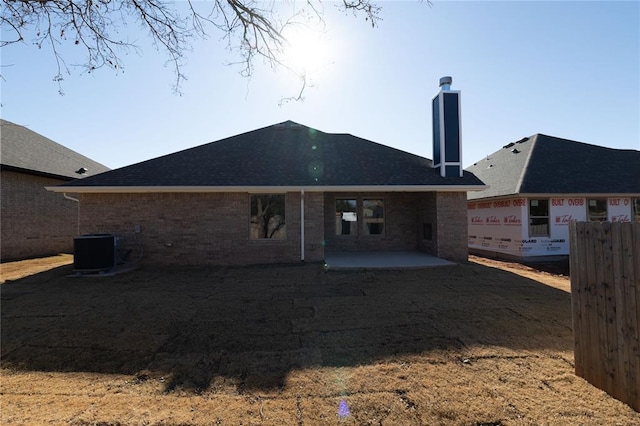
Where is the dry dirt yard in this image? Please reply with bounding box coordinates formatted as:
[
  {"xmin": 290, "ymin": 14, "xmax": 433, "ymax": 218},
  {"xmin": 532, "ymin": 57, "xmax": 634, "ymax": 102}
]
[{"xmin": 1, "ymin": 255, "xmax": 638, "ymax": 425}]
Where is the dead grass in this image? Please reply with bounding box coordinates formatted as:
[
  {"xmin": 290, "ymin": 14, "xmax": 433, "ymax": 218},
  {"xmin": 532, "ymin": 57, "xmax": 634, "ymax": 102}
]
[
  {"xmin": 0, "ymin": 253, "xmax": 72, "ymax": 283},
  {"xmin": 1, "ymin": 255, "xmax": 638, "ymax": 425},
  {"xmin": 469, "ymin": 255, "xmax": 571, "ymax": 293}
]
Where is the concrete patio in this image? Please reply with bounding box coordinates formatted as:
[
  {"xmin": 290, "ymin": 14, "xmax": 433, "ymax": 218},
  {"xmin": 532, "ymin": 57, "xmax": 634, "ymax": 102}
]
[{"xmin": 323, "ymin": 250, "xmax": 456, "ymax": 270}]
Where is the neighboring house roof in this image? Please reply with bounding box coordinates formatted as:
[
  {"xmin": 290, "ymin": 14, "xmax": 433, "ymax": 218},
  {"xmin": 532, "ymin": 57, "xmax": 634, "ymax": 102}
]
[
  {"xmin": 50, "ymin": 121, "xmax": 485, "ymax": 192},
  {"xmin": 1, "ymin": 119, "xmax": 110, "ymax": 180},
  {"xmin": 466, "ymin": 133, "xmax": 640, "ymax": 200}
]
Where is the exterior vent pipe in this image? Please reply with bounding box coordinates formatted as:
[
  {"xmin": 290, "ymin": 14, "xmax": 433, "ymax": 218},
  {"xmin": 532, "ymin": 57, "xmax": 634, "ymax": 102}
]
[{"xmin": 439, "ymin": 76, "xmax": 452, "ymax": 91}]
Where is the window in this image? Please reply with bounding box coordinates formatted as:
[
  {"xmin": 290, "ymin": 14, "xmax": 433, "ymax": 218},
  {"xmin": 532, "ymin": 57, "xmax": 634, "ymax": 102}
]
[
  {"xmin": 336, "ymin": 199, "xmax": 357, "ymax": 235},
  {"xmin": 587, "ymin": 199, "xmax": 607, "ymax": 222},
  {"xmin": 250, "ymin": 194, "xmax": 286, "ymax": 239},
  {"xmin": 528, "ymin": 199, "xmax": 549, "ymax": 237},
  {"xmin": 363, "ymin": 199, "xmax": 384, "ymax": 235},
  {"xmin": 633, "ymin": 199, "xmax": 640, "ymax": 222}
]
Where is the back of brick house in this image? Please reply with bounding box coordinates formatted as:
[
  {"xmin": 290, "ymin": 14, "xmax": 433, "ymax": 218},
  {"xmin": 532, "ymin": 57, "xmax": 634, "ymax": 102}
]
[
  {"xmin": 47, "ymin": 78, "xmax": 484, "ymax": 267},
  {"xmin": 1, "ymin": 119, "xmax": 109, "ymax": 261}
]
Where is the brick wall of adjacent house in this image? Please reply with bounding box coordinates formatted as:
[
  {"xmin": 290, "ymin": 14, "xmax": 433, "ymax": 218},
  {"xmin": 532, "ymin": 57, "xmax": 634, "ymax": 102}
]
[
  {"xmin": 1, "ymin": 170, "xmax": 78, "ymax": 261},
  {"xmin": 78, "ymin": 192, "xmax": 324, "ymax": 266}
]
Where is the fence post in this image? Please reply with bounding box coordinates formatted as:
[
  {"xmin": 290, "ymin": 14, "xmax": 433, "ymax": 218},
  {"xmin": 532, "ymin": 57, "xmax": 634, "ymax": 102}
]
[{"xmin": 570, "ymin": 221, "xmax": 585, "ymax": 377}]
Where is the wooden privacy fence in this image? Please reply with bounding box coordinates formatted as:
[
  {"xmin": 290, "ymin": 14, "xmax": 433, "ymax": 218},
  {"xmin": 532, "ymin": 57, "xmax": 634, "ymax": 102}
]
[{"xmin": 569, "ymin": 221, "xmax": 640, "ymax": 412}]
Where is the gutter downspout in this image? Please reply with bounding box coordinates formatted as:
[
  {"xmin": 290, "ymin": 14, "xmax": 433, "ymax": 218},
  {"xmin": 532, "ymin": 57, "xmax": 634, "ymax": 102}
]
[
  {"xmin": 300, "ymin": 189, "xmax": 305, "ymax": 262},
  {"xmin": 63, "ymin": 193, "xmax": 80, "ymax": 236}
]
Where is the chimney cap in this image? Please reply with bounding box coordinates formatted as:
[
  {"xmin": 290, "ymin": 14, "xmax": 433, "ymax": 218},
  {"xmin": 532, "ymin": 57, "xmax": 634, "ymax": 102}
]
[{"xmin": 439, "ymin": 76, "xmax": 453, "ymax": 88}]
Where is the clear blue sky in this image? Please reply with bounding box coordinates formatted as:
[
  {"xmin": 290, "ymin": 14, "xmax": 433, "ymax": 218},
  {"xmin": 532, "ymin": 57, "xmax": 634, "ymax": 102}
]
[{"xmin": 2, "ymin": 1, "xmax": 638, "ymax": 170}]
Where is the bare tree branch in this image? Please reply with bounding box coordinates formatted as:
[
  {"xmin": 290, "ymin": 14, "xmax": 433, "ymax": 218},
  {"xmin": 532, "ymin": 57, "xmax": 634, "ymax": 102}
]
[
  {"xmin": 0, "ymin": 0, "xmax": 392, "ymax": 97},
  {"xmin": 340, "ymin": 0, "xmax": 382, "ymax": 27}
]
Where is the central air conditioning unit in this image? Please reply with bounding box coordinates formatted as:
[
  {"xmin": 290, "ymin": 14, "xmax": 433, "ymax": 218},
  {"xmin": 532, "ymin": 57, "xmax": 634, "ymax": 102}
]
[{"xmin": 73, "ymin": 234, "xmax": 117, "ymax": 272}]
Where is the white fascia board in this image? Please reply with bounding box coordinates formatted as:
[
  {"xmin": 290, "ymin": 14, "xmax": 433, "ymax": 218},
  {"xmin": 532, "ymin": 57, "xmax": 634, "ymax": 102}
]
[
  {"xmin": 469, "ymin": 192, "xmax": 640, "ymax": 201},
  {"xmin": 517, "ymin": 193, "xmax": 640, "ymax": 198},
  {"xmin": 45, "ymin": 184, "xmax": 488, "ymax": 194}
]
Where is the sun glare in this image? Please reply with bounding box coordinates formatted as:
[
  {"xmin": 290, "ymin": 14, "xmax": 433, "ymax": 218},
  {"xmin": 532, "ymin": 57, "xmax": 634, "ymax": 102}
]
[{"xmin": 282, "ymin": 25, "xmax": 332, "ymax": 74}]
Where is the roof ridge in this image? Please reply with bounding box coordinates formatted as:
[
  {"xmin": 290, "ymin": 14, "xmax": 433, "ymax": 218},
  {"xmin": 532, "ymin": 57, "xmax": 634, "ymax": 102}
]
[
  {"xmin": 535, "ymin": 133, "xmax": 639, "ymax": 152},
  {"xmin": 514, "ymin": 134, "xmax": 537, "ymax": 194},
  {"xmin": 47, "ymin": 120, "xmax": 484, "ymax": 190}
]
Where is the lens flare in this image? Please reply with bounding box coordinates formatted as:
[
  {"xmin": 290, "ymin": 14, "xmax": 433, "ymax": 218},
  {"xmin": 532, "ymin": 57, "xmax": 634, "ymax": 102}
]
[{"xmin": 338, "ymin": 399, "xmax": 350, "ymax": 418}]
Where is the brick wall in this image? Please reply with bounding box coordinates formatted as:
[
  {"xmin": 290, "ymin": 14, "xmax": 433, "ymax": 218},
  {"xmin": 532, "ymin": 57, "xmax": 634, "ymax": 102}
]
[
  {"xmin": 322, "ymin": 191, "xmax": 468, "ymax": 261},
  {"xmin": 78, "ymin": 191, "xmax": 324, "ymax": 266},
  {"xmin": 303, "ymin": 191, "xmax": 325, "ymax": 262},
  {"xmin": 1, "ymin": 170, "xmax": 78, "ymax": 261},
  {"xmin": 323, "ymin": 192, "xmax": 421, "ymax": 252},
  {"xmin": 417, "ymin": 192, "xmax": 438, "ymax": 256},
  {"xmin": 74, "ymin": 190, "xmax": 467, "ymax": 265},
  {"xmin": 435, "ymin": 192, "xmax": 468, "ymax": 261}
]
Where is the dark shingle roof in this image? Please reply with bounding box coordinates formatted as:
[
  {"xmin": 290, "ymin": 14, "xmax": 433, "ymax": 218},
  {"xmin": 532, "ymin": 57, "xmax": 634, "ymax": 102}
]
[
  {"xmin": 1, "ymin": 119, "xmax": 110, "ymax": 179},
  {"xmin": 57, "ymin": 121, "xmax": 484, "ymax": 189},
  {"xmin": 466, "ymin": 134, "xmax": 640, "ymax": 200}
]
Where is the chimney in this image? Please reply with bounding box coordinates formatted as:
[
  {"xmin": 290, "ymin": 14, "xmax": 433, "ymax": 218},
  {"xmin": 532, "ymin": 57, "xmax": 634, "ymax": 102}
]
[{"xmin": 432, "ymin": 76, "xmax": 462, "ymax": 177}]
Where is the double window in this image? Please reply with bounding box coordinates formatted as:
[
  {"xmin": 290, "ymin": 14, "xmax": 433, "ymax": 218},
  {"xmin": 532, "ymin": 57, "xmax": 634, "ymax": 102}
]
[
  {"xmin": 528, "ymin": 199, "xmax": 549, "ymax": 237},
  {"xmin": 250, "ymin": 194, "xmax": 286, "ymax": 239},
  {"xmin": 335, "ymin": 198, "xmax": 385, "ymax": 236},
  {"xmin": 587, "ymin": 199, "xmax": 607, "ymax": 222}
]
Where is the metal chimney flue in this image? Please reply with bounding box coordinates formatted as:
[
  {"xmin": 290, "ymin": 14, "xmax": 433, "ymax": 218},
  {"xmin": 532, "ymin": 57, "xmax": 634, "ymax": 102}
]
[{"xmin": 439, "ymin": 76, "xmax": 452, "ymax": 91}]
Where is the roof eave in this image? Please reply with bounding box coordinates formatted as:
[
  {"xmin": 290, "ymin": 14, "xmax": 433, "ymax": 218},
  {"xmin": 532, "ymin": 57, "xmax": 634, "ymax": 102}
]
[
  {"xmin": 46, "ymin": 184, "xmax": 488, "ymax": 194},
  {"xmin": 468, "ymin": 192, "xmax": 640, "ymax": 201},
  {"xmin": 2, "ymin": 164, "xmax": 76, "ymax": 181}
]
